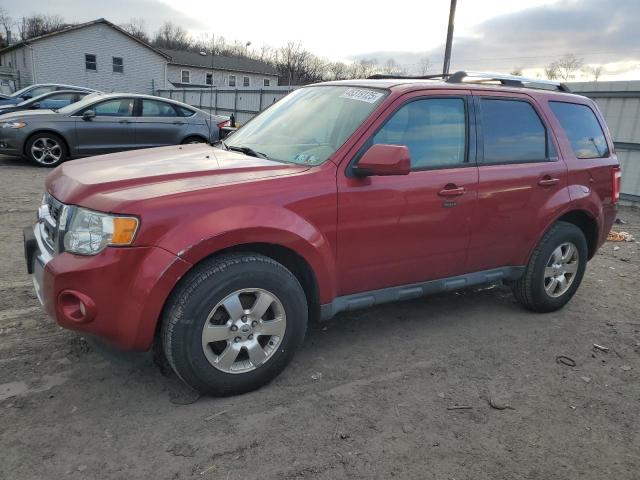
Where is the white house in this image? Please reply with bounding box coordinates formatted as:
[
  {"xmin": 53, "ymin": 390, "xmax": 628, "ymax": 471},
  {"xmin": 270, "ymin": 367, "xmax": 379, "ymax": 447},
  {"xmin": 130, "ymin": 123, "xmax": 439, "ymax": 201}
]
[{"xmin": 0, "ymin": 18, "xmax": 279, "ymax": 95}]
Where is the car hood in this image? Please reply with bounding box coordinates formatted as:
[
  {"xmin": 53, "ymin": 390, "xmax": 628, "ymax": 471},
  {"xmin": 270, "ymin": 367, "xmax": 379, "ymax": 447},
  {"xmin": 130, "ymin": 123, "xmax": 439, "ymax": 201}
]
[
  {"xmin": 46, "ymin": 144, "xmax": 310, "ymax": 211},
  {"xmin": 0, "ymin": 109, "xmax": 57, "ymax": 120}
]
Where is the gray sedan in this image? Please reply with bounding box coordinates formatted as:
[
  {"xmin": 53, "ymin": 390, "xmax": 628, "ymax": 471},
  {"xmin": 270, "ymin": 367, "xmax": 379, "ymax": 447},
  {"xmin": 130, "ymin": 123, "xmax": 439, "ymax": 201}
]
[{"xmin": 0, "ymin": 93, "xmax": 230, "ymax": 167}]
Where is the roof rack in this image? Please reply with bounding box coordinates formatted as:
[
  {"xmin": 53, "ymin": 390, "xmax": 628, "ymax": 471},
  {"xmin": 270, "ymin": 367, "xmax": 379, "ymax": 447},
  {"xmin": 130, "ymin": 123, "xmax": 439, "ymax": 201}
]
[
  {"xmin": 446, "ymin": 71, "xmax": 571, "ymax": 92},
  {"xmin": 367, "ymin": 70, "xmax": 571, "ymax": 93}
]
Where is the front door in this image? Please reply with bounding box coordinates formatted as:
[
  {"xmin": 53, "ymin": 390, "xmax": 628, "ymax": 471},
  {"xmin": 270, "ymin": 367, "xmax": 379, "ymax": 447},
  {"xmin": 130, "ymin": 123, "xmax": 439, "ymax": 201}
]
[
  {"xmin": 75, "ymin": 97, "xmax": 136, "ymax": 155},
  {"xmin": 337, "ymin": 91, "xmax": 478, "ymax": 295},
  {"xmin": 465, "ymin": 91, "xmax": 570, "ymax": 272},
  {"xmin": 135, "ymin": 98, "xmax": 188, "ymax": 148}
]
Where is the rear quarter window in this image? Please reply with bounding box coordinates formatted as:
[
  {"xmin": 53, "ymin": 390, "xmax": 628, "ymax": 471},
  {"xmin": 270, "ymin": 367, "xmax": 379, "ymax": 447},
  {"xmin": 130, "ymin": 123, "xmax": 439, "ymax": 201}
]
[{"xmin": 549, "ymin": 101, "xmax": 609, "ymax": 159}]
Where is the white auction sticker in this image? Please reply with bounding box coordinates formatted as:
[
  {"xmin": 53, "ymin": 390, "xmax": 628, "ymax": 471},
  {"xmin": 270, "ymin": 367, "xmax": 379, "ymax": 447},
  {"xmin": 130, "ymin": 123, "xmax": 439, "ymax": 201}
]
[{"xmin": 340, "ymin": 88, "xmax": 384, "ymax": 103}]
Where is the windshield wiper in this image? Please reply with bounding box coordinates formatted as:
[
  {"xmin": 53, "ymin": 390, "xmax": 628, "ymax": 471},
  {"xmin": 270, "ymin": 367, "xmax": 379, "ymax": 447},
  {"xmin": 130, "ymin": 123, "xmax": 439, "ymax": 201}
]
[{"xmin": 227, "ymin": 145, "xmax": 270, "ymax": 160}]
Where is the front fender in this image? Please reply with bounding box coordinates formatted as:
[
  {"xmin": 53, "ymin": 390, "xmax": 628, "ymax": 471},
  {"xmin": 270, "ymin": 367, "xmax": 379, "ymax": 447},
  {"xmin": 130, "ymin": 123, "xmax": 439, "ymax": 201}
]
[{"xmin": 157, "ymin": 205, "xmax": 337, "ymax": 303}]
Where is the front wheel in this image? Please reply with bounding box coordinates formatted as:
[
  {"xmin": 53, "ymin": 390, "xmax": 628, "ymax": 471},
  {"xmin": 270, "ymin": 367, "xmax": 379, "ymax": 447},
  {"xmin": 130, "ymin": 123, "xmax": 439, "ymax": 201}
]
[
  {"xmin": 512, "ymin": 221, "xmax": 588, "ymax": 312},
  {"xmin": 25, "ymin": 133, "xmax": 68, "ymax": 167},
  {"xmin": 161, "ymin": 253, "xmax": 308, "ymax": 396}
]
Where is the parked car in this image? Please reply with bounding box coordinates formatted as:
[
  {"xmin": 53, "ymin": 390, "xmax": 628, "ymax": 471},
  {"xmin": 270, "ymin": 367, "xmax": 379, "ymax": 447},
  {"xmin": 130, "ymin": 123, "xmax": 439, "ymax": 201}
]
[
  {"xmin": 0, "ymin": 93, "xmax": 230, "ymax": 166},
  {"xmin": 23, "ymin": 72, "xmax": 620, "ymax": 396},
  {"xmin": 0, "ymin": 83, "xmax": 96, "ymax": 106},
  {"xmin": 0, "ymin": 90, "xmax": 94, "ymax": 115}
]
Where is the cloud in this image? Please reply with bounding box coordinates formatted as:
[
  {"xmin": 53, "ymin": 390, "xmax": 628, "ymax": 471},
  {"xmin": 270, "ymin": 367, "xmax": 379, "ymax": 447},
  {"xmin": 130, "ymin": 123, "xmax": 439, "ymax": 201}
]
[
  {"xmin": 352, "ymin": 0, "xmax": 640, "ymax": 73},
  {"xmin": 2, "ymin": 0, "xmax": 206, "ymax": 34}
]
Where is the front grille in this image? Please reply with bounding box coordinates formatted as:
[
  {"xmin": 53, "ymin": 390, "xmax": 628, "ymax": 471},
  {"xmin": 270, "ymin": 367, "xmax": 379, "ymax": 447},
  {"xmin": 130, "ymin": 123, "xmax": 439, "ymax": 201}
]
[
  {"xmin": 47, "ymin": 194, "xmax": 64, "ymax": 223},
  {"xmin": 40, "ymin": 193, "xmax": 67, "ymax": 255}
]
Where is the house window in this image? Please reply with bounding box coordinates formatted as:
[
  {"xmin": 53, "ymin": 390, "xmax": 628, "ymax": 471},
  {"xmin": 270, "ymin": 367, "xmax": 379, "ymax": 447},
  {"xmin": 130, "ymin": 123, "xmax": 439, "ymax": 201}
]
[
  {"xmin": 263, "ymin": 78, "xmax": 271, "ymax": 87},
  {"xmin": 85, "ymin": 54, "xmax": 97, "ymax": 71},
  {"xmin": 243, "ymin": 76, "xmax": 250, "ymax": 87},
  {"xmin": 228, "ymin": 75, "xmax": 236, "ymax": 87},
  {"xmin": 112, "ymin": 57, "xmax": 124, "ymax": 73},
  {"xmin": 206, "ymin": 72, "xmax": 213, "ymax": 85},
  {"xmin": 181, "ymin": 70, "xmax": 190, "ymax": 83}
]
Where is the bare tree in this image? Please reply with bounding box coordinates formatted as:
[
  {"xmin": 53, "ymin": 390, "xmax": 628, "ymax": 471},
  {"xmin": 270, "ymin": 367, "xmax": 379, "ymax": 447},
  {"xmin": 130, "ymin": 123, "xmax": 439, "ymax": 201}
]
[
  {"xmin": 153, "ymin": 21, "xmax": 191, "ymax": 50},
  {"xmin": 349, "ymin": 59, "xmax": 379, "ymax": 79},
  {"xmin": 510, "ymin": 67, "xmax": 523, "ymax": 76},
  {"xmin": 418, "ymin": 57, "xmax": 432, "ymax": 75},
  {"xmin": 120, "ymin": 18, "xmax": 149, "ymax": 43},
  {"xmin": 0, "ymin": 8, "xmax": 13, "ymax": 46},
  {"xmin": 17, "ymin": 14, "xmax": 66, "ymax": 41},
  {"xmin": 544, "ymin": 62, "xmax": 559, "ymax": 80},
  {"xmin": 554, "ymin": 54, "xmax": 584, "ymax": 81},
  {"xmin": 584, "ymin": 64, "xmax": 603, "ymax": 81},
  {"xmin": 328, "ymin": 61, "xmax": 348, "ymax": 80}
]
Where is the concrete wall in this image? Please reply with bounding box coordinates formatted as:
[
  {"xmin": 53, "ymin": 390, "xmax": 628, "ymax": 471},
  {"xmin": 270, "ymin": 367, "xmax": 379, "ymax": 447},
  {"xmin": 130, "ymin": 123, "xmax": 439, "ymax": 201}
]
[
  {"xmin": 166, "ymin": 64, "xmax": 278, "ymax": 89},
  {"xmin": 3, "ymin": 23, "xmax": 167, "ymax": 94}
]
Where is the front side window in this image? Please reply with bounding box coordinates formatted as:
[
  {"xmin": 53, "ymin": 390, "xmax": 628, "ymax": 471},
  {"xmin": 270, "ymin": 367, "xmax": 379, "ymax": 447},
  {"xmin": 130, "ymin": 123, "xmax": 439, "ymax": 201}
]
[
  {"xmin": 91, "ymin": 98, "xmax": 134, "ymax": 117},
  {"xmin": 225, "ymin": 86, "xmax": 387, "ymax": 165},
  {"xmin": 372, "ymin": 98, "xmax": 466, "ymax": 169},
  {"xmin": 85, "ymin": 54, "xmax": 97, "ymax": 71},
  {"xmin": 27, "ymin": 86, "xmax": 55, "ymax": 98},
  {"xmin": 141, "ymin": 99, "xmax": 178, "ymax": 117},
  {"xmin": 228, "ymin": 75, "xmax": 236, "ymax": 87},
  {"xmin": 181, "ymin": 70, "xmax": 190, "ymax": 83},
  {"xmin": 112, "ymin": 57, "xmax": 123, "ymax": 73},
  {"xmin": 480, "ymin": 99, "xmax": 547, "ymax": 163},
  {"xmin": 549, "ymin": 101, "xmax": 609, "ymax": 158},
  {"xmin": 243, "ymin": 76, "xmax": 250, "ymax": 87},
  {"xmin": 38, "ymin": 92, "xmax": 77, "ymax": 108}
]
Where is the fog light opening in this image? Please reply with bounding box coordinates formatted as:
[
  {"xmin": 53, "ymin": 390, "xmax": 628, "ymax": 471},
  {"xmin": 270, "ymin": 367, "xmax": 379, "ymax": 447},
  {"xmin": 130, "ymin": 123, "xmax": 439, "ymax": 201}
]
[{"xmin": 58, "ymin": 290, "xmax": 95, "ymax": 323}]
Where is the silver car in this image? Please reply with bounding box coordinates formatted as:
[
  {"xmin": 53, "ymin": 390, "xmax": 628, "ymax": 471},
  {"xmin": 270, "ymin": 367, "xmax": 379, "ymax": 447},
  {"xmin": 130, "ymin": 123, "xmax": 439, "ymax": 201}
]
[{"xmin": 0, "ymin": 93, "xmax": 230, "ymax": 167}]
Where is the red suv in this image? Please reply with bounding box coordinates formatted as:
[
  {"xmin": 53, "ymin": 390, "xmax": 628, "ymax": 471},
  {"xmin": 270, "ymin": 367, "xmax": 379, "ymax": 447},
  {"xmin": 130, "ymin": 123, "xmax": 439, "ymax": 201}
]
[{"xmin": 24, "ymin": 72, "xmax": 620, "ymax": 396}]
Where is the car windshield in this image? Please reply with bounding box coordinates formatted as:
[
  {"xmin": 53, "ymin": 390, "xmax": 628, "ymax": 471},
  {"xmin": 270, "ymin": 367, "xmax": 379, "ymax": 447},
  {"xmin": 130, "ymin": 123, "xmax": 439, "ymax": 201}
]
[
  {"xmin": 224, "ymin": 85, "xmax": 388, "ymax": 165},
  {"xmin": 10, "ymin": 85, "xmax": 40, "ymax": 98},
  {"xmin": 56, "ymin": 93, "xmax": 104, "ymax": 114}
]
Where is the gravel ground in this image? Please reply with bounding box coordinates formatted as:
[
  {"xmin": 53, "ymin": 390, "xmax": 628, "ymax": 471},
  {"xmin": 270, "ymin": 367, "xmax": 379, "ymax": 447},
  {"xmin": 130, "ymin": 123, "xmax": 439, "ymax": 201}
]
[{"xmin": 0, "ymin": 154, "xmax": 639, "ymax": 480}]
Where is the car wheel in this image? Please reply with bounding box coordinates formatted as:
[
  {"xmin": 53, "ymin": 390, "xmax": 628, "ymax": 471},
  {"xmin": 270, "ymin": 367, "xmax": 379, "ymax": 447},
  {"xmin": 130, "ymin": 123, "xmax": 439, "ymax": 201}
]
[
  {"xmin": 162, "ymin": 253, "xmax": 308, "ymax": 396},
  {"xmin": 181, "ymin": 136, "xmax": 206, "ymax": 144},
  {"xmin": 512, "ymin": 221, "xmax": 588, "ymax": 313},
  {"xmin": 25, "ymin": 133, "xmax": 68, "ymax": 167}
]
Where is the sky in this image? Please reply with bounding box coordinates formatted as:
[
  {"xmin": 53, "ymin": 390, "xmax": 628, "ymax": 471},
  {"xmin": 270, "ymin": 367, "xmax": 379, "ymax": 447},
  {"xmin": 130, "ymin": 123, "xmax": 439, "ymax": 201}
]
[{"xmin": 4, "ymin": 0, "xmax": 640, "ymax": 80}]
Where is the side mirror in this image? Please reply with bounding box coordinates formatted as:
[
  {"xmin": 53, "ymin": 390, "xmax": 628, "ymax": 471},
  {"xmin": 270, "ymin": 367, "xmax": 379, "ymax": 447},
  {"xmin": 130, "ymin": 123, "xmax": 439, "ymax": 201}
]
[
  {"xmin": 21, "ymin": 95, "xmax": 31, "ymax": 100},
  {"xmin": 354, "ymin": 144, "xmax": 411, "ymax": 176},
  {"xmin": 31, "ymin": 102, "xmax": 41, "ymax": 109},
  {"xmin": 82, "ymin": 110, "xmax": 96, "ymax": 120}
]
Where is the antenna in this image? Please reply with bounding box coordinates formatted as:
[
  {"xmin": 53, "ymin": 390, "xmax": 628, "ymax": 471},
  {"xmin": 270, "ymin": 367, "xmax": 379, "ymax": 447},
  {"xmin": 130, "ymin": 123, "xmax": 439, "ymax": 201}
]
[{"xmin": 208, "ymin": 34, "xmax": 215, "ymax": 144}]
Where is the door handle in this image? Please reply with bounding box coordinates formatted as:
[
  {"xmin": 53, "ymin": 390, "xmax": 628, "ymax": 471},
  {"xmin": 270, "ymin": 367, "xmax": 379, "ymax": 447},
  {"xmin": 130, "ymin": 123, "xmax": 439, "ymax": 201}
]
[
  {"xmin": 438, "ymin": 184, "xmax": 466, "ymax": 197},
  {"xmin": 173, "ymin": 121, "xmax": 186, "ymax": 125},
  {"xmin": 119, "ymin": 119, "xmax": 132, "ymax": 124},
  {"xmin": 538, "ymin": 176, "xmax": 560, "ymax": 187}
]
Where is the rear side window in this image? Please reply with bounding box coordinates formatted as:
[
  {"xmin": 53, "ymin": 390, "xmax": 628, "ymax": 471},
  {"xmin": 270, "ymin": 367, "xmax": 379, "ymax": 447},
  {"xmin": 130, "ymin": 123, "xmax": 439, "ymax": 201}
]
[
  {"xmin": 176, "ymin": 106, "xmax": 195, "ymax": 117},
  {"xmin": 372, "ymin": 98, "xmax": 467, "ymax": 169},
  {"xmin": 480, "ymin": 99, "xmax": 547, "ymax": 163},
  {"xmin": 141, "ymin": 99, "xmax": 178, "ymax": 117},
  {"xmin": 549, "ymin": 101, "xmax": 609, "ymax": 158}
]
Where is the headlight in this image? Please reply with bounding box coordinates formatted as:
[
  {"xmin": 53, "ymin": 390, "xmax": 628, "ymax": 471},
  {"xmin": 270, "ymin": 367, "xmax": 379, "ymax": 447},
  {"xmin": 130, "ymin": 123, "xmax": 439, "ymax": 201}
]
[
  {"xmin": 0, "ymin": 121, "xmax": 27, "ymax": 129},
  {"xmin": 63, "ymin": 208, "xmax": 139, "ymax": 255}
]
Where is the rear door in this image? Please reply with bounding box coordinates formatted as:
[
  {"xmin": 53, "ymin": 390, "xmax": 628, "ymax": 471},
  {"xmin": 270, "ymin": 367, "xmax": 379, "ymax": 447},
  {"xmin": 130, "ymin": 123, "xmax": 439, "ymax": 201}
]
[
  {"xmin": 135, "ymin": 99, "xmax": 188, "ymax": 147},
  {"xmin": 466, "ymin": 91, "xmax": 569, "ymax": 272},
  {"xmin": 337, "ymin": 90, "xmax": 479, "ymax": 295},
  {"xmin": 74, "ymin": 97, "xmax": 136, "ymax": 155}
]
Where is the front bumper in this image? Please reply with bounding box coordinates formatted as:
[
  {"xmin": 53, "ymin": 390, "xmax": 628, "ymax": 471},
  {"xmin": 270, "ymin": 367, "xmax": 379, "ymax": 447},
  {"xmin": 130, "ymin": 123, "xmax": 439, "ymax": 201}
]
[
  {"xmin": 24, "ymin": 224, "xmax": 192, "ymax": 351},
  {"xmin": 0, "ymin": 127, "xmax": 24, "ymax": 155}
]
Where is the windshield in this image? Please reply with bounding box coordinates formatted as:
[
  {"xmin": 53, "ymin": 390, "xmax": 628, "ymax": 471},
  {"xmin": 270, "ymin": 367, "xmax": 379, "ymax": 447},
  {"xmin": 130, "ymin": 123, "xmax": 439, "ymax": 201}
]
[
  {"xmin": 57, "ymin": 92, "xmax": 104, "ymax": 114},
  {"xmin": 224, "ymin": 85, "xmax": 388, "ymax": 165},
  {"xmin": 10, "ymin": 84, "xmax": 39, "ymax": 98}
]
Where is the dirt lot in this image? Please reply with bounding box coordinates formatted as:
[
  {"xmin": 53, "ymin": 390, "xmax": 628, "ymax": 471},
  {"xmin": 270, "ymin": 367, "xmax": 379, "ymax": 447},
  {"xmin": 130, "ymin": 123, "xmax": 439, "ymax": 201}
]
[{"xmin": 0, "ymin": 154, "xmax": 638, "ymax": 480}]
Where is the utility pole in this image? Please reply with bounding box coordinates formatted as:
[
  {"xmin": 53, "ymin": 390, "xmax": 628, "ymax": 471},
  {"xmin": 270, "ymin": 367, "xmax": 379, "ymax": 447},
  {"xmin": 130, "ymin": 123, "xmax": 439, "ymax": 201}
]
[{"xmin": 442, "ymin": 0, "xmax": 457, "ymax": 75}]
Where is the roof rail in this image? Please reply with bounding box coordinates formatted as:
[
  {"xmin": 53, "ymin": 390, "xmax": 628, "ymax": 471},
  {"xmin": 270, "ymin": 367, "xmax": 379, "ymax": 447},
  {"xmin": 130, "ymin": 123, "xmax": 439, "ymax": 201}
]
[
  {"xmin": 368, "ymin": 73, "xmax": 449, "ymax": 80},
  {"xmin": 446, "ymin": 71, "xmax": 571, "ymax": 92}
]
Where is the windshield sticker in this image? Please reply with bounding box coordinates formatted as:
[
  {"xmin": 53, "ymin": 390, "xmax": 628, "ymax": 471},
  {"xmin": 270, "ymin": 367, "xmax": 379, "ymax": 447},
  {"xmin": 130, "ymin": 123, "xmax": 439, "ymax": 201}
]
[{"xmin": 340, "ymin": 88, "xmax": 384, "ymax": 103}]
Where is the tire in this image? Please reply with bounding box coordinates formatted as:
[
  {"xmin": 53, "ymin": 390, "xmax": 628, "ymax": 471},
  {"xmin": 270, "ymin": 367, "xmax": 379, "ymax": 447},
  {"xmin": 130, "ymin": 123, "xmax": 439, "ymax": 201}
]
[
  {"xmin": 162, "ymin": 253, "xmax": 308, "ymax": 396},
  {"xmin": 181, "ymin": 136, "xmax": 206, "ymax": 144},
  {"xmin": 512, "ymin": 221, "xmax": 588, "ymax": 313},
  {"xmin": 25, "ymin": 132, "xmax": 68, "ymax": 167}
]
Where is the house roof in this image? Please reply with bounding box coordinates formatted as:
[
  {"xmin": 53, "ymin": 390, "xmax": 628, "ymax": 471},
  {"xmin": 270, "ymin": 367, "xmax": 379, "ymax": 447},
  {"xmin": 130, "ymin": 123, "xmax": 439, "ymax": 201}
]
[
  {"xmin": 0, "ymin": 18, "xmax": 171, "ymax": 59},
  {"xmin": 161, "ymin": 49, "xmax": 278, "ymax": 76}
]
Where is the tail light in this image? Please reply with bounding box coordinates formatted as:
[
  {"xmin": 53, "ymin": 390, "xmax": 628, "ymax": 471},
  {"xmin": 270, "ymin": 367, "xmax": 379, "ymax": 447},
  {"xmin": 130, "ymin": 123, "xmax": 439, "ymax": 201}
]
[
  {"xmin": 612, "ymin": 167, "xmax": 621, "ymax": 204},
  {"xmin": 217, "ymin": 119, "xmax": 230, "ymax": 129}
]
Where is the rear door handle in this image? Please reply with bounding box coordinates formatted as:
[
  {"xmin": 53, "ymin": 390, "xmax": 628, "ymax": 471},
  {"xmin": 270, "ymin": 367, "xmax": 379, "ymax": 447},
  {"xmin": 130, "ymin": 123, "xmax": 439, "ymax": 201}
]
[
  {"xmin": 438, "ymin": 185, "xmax": 466, "ymax": 197},
  {"xmin": 538, "ymin": 177, "xmax": 560, "ymax": 187}
]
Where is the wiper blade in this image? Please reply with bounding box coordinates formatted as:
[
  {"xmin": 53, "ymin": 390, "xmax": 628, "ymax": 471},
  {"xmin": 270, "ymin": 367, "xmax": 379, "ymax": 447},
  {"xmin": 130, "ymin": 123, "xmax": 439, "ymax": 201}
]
[{"xmin": 227, "ymin": 145, "xmax": 270, "ymax": 160}]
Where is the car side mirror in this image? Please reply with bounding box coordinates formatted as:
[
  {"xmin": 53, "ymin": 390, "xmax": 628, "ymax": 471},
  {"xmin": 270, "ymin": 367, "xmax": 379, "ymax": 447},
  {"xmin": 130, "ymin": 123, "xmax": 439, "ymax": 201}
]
[
  {"xmin": 22, "ymin": 95, "xmax": 31, "ymax": 100},
  {"xmin": 354, "ymin": 144, "xmax": 411, "ymax": 177},
  {"xmin": 82, "ymin": 110, "xmax": 96, "ymax": 120},
  {"xmin": 31, "ymin": 102, "xmax": 41, "ymax": 109}
]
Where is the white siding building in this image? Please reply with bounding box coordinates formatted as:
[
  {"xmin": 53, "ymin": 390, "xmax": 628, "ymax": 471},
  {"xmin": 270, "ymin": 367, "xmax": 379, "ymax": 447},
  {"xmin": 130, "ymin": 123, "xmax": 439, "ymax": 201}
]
[{"xmin": 0, "ymin": 19, "xmax": 169, "ymax": 94}]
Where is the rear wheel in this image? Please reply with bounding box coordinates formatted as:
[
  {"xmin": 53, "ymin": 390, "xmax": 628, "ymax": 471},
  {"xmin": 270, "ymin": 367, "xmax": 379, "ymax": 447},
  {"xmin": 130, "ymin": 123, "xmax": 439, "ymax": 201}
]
[
  {"xmin": 512, "ymin": 221, "xmax": 588, "ymax": 312},
  {"xmin": 161, "ymin": 253, "xmax": 308, "ymax": 396},
  {"xmin": 25, "ymin": 133, "xmax": 68, "ymax": 167}
]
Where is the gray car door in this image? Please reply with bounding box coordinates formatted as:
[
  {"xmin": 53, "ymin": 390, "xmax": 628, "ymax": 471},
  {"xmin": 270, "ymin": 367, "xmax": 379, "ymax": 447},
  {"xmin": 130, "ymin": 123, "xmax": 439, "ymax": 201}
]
[
  {"xmin": 74, "ymin": 98, "xmax": 136, "ymax": 155},
  {"xmin": 135, "ymin": 99, "xmax": 188, "ymax": 148}
]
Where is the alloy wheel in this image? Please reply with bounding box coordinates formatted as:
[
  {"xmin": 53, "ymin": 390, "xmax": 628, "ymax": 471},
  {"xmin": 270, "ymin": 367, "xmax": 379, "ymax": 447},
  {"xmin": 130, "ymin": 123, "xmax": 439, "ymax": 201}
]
[
  {"xmin": 31, "ymin": 137, "xmax": 62, "ymax": 165},
  {"xmin": 544, "ymin": 242, "xmax": 580, "ymax": 298}
]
